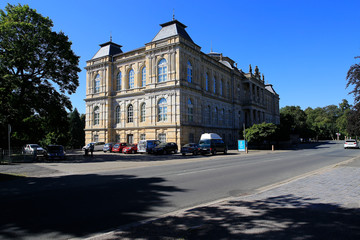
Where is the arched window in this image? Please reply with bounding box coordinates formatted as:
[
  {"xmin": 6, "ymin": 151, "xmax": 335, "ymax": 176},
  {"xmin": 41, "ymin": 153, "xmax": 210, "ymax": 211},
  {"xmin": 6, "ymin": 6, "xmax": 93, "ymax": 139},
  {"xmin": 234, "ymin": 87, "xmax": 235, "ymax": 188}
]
[
  {"xmin": 93, "ymin": 106, "xmax": 100, "ymax": 125},
  {"xmin": 127, "ymin": 104, "xmax": 133, "ymax": 123},
  {"xmin": 213, "ymin": 77, "xmax": 216, "ymax": 94},
  {"xmin": 141, "ymin": 67, "xmax": 146, "ymax": 87},
  {"xmin": 129, "ymin": 69, "xmax": 135, "ymax": 89},
  {"xmin": 158, "ymin": 59, "xmax": 167, "ymax": 82},
  {"xmin": 158, "ymin": 98, "xmax": 167, "ymax": 122},
  {"xmin": 140, "ymin": 103, "xmax": 146, "ymax": 122},
  {"xmin": 94, "ymin": 74, "xmax": 100, "ymax": 93},
  {"xmin": 187, "ymin": 61, "xmax": 192, "ymax": 83},
  {"xmin": 205, "ymin": 73, "xmax": 209, "ymax": 91},
  {"xmin": 116, "ymin": 72, "xmax": 122, "ymax": 91},
  {"xmin": 188, "ymin": 99, "xmax": 193, "ymax": 122},
  {"xmin": 115, "ymin": 105, "xmax": 120, "ymax": 124}
]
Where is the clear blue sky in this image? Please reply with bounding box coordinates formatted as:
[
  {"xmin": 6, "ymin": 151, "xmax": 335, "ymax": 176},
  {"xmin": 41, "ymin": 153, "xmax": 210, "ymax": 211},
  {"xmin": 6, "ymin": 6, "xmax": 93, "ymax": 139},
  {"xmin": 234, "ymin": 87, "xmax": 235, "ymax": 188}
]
[{"xmin": 2, "ymin": 0, "xmax": 360, "ymax": 114}]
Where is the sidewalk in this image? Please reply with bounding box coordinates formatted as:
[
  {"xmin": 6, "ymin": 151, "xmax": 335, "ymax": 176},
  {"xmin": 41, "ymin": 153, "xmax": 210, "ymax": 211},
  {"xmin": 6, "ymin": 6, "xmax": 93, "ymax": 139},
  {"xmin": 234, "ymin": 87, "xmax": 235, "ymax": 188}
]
[{"xmin": 89, "ymin": 157, "xmax": 360, "ymax": 240}]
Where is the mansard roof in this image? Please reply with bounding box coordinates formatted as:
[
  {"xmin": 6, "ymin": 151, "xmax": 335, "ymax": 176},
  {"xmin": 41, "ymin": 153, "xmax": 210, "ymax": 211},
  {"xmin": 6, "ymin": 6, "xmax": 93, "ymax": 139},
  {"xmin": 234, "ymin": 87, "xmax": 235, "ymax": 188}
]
[
  {"xmin": 92, "ymin": 41, "xmax": 123, "ymax": 60},
  {"xmin": 151, "ymin": 19, "xmax": 194, "ymax": 43},
  {"xmin": 265, "ymin": 84, "xmax": 278, "ymax": 95}
]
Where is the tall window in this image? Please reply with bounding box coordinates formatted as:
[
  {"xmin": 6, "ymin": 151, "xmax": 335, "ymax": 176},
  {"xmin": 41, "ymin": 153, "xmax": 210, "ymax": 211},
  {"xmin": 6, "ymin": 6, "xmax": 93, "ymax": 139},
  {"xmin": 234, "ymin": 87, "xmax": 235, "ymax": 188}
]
[
  {"xmin": 116, "ymin": 72, "xmax": 122, "ymax": 91},
  {"xmin": 115, "ymin": 105, "xmax": 120, "ymax": 124},
  {"xmin": 213, "ymin": 77, "xmax": 216, "ymax": 94},
  {"xmin": 214, "ymin": 107, "xmax": 218, "ymax": 125},
  {"xmin": 220, "ymin": 108, "xmax": 225, "ymax": 124},
  {"xmin": 187, "ymin": 61, "xmax": 192, "ymax": 83},
  {"xmin": 205, "ymin": 73, "xmax": 209, "ymax": 91},
  {"xmin": 129, "ymin": 69, "xmax": 134, "ymax": 89},
  {"xmin": 207, "ymin": 105, "xmax": 211, "ymax": 124},
  {"xmin": 188, "ymin": 99, "xmax": 193, "ymax": 122},
  {"xmin": 140, "ymin": 103, "xmax": 146, "ymax": 122},
  {"xmin": 115, "ymin": 134, "xmax": 120, "ymax": 142},
  {"xmin": 141, "ymin": 67, "xmax": 146, "ymax": 87},
  {"xmin": 127, "ymin": 104, "xmax": 133, "ymax": 123},
  {"xmin": 158, "ymin": 133, "xmax": 166, "ymax": 143},
  {"xmin": 158, "ymin": 98, "xmax": 167, "ymax": 122},
  {"xmin": 93, "ymin": 106, "xmax": 100, "ymax": 125},
  {"xmin": 93, "ymin": 134, "xmax": 99, "ymax": 142},
  {"xmin": 220, "ymin": 80, "xmax": 223, "ymax": 96},
  {"xmin": 189, "ymin": 133, "xmax": 194, "ymax": 143},
  {"xmin": 158, "ymin": 59, "xmax": 167, "ymax": 82},
  {"xmin": 94, "ymin": 74, "xmax": 100, "ymax": 93}
]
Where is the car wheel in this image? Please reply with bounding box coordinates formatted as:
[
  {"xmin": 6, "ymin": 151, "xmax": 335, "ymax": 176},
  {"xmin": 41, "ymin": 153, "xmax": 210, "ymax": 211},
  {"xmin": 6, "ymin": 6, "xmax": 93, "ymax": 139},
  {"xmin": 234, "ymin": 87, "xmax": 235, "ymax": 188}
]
[
  {"xmin": 224, "ymin": 149, "xmax": 227, "ymax": 155},
  {"xmin": 212, "ymin": 149, "xmax": 217, "ymax": 155},
  {"xmin": 193, "ymin": 151, "xmax": 197, "ymax": 155},
  {"xmin": 174, "ymin": 149, "xmax": 178, "ymax": 154},
  {"xmin": 182, "ymin": 153, "xmax": 185, "ymax": 156}
]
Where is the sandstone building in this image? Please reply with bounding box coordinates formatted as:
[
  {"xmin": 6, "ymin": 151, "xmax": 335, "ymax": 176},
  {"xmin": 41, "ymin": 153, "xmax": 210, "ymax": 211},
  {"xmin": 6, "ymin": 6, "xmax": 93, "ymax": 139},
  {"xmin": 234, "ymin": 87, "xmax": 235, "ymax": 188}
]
[{"xmin": 84, "ymin": 19, "xmax": 280, "ymax": 147}]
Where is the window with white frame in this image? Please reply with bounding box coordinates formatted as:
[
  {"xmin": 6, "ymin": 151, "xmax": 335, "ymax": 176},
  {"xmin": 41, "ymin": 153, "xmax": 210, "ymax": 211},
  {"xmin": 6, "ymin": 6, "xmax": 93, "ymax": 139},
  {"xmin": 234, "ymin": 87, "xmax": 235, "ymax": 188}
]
[
  {"xmin": 116, "ymin": 72, "xmax": 122, "ymax": 91},
  {"xmin": 158, "ymin": 98, "xmax": 167, "ymax": 122},
  {"xmin": 140, "ymin": 134, "xmax": 146, "ymax": 140},
  {"xmin": 93, "ymin": 106, "xmax": 100, "ymax": 125},
  {"xmin": 94, "ymin": 74, "xmax": 100, "ymax": 93},
  {"xmin": 93, "ymin": 134, "xmax": 99, "ymax": 142},
  {"xmin": 115, "ymin": 105, "xmax": 120, "ymax": 124},
  {"xmin": 187, "ymin": 61, "xmax": 192, "ymax": 83},
  {"xmin": 158, "ymin": 59, "xmax": 167, "ymax": 82},
  {"xmin": 129, "ymin": 69, "xmax": 135, "ymax": 89},
  {"xmin": 158, "ymin": 133, "xmax": 166, "ymax": 143},
  {"xmin": 188, "ymin": 99, "xmax": 193, "ymax": 122},
  {"xmin": 127, "ymin": 104, "xmax": 133, "ymax": 123},
  {"xmin": 142, "ymin": 67, "xmax": 146, "ymax": 87},
  {"xmin": 140, "ymin": 103, "xmax": 146, "ymax": 122}
]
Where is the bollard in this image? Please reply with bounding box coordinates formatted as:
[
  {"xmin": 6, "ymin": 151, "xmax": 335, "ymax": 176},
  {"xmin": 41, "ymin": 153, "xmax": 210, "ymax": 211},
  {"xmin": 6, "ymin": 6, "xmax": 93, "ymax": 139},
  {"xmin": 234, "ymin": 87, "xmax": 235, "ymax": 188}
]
[{"xmin": 272, "ymin": 145, "xmax": 275, "ymax": 151}]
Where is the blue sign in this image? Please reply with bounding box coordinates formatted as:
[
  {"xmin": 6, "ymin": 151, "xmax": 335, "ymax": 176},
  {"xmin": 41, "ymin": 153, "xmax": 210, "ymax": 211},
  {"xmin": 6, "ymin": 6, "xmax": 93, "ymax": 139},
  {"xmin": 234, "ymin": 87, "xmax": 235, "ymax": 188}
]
[{"xmin": 238, "ymin": 140, "xmax": 247, "ymax": 152}]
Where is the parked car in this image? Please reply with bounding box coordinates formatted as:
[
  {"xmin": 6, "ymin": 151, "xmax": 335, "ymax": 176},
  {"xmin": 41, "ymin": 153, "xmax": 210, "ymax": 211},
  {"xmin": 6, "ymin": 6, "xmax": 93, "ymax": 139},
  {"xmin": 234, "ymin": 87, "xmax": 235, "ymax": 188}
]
[
  {"xmin": 181, "ymin": 143, "xmax": 200, "ymax": 155},
  {"xmin": 23, "ymin": 144, "xmax": 46, "ymax": 156},
  {"xmin": 83, "ymin": 142, "xmax": 105, "ymax": 151},
  {"xmin": 45, "ymin": 145, "xmax": 66, "ymax": 160},
  {"xmin": 112, "ymin": 143, "xmax": 128, "ymax": 153},
  {"xmin": 199, "ymin": 133, "xmax": 227, "ymax": 155},
  {"xmin": 138, "ymin": 140, "xmax": 161, "ymax": 153},
  {"xmin": 123, "ymin": 144, "xmax": 138, "ymax": 154},
  {"xmin": 103, "ymin": 143, "xmax": 115, "ymax": 153},
  {"xmin": 152, "ymin": 142, "xmax": 178, "ymax": 154},
  {"xmin": 344, "ymin": 139, "xmax": 359, "ymax": 149}
]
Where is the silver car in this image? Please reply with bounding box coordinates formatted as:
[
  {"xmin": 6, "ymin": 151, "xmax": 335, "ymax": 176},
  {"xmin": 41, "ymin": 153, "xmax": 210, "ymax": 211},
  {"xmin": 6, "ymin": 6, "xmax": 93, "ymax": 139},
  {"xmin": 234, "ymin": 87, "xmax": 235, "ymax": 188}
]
[{"xmin": 23, "ymin": 144, "xmax": 46, "ymax": 156}]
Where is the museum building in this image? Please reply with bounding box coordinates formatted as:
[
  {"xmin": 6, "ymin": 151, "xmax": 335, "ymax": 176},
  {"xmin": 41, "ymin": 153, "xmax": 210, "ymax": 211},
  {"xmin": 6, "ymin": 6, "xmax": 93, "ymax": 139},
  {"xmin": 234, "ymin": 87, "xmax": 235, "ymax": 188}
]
[{"xmin": 84, "ymin": 19, "xmax": 280, "ymax": 147}]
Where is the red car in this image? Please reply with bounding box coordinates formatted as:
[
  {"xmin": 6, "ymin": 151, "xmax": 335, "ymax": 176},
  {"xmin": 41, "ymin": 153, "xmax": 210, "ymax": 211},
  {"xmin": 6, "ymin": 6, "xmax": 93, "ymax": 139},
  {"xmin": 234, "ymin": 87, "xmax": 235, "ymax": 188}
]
[
  {"xmin": 122, "ymin": 144, "xmax": 138, "ymax": 154},
  {"xmin": 112, "ymin": 143, "xmax": 128, "ymax": 153}
]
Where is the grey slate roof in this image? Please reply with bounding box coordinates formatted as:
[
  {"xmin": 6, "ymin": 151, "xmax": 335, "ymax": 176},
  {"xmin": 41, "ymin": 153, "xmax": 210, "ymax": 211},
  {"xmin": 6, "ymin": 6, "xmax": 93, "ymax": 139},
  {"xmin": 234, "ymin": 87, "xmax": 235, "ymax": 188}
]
[
  {"xmin": 265, "ymin": 84, "xmax": 278, "ymax": 95},
  {"xmin": 152, "ymin": 20, "xmax": 194, "ymax": 43},
  {"xmin": 92, "ymin": 41, "xmax": 123, "ymax": 60}
]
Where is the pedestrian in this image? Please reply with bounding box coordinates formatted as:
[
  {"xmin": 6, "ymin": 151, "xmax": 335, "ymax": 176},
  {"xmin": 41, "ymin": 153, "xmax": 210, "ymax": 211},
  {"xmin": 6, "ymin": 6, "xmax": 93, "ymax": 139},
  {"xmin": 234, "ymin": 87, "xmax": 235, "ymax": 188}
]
[{"xmin": 90, "ymin": 143, "xmax": 94, "ymax": 157}]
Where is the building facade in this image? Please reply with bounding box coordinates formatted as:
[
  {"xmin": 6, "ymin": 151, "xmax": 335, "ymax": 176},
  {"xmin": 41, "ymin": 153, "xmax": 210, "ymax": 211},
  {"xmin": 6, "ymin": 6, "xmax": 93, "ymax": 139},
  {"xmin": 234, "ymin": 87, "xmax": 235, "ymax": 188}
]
[{"xmin": 84, "ymin": 19, "xmax": 280, "ymax": 147}]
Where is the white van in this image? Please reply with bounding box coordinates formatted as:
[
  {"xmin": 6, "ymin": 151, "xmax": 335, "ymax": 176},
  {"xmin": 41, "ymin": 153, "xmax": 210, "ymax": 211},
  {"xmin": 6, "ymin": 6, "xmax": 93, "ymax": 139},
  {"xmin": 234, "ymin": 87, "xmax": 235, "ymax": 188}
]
[{"xmin": 199, "ymin": 133, "xmax": 227, "ymax": 155}]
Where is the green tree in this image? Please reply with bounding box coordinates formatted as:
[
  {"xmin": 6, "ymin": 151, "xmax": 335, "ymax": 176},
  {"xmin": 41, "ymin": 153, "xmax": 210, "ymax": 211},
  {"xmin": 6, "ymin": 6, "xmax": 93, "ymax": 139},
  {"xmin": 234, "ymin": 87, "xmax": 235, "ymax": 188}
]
[
  {"xmin": 245, "ymin": 122, "xmax": 277, "ymax": 146},
  {"xmin": 68, "ymin": 108, "xmax": 85, "ymax": 149},
  {"xmin": 279, "ymin": 106, "xmax": 309, "ymax": 139},
  {"xmin": 0, "ymin": 4, "xmax": 80, "ymax": 147}
]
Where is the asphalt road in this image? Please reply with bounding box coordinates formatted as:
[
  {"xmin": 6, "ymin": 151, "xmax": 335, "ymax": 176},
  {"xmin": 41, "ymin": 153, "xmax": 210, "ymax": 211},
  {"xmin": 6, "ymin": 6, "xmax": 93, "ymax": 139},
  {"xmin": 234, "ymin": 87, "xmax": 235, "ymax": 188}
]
[{"xmin": 0, "ymin": 141, "xmax": 358, "ymax": 240}]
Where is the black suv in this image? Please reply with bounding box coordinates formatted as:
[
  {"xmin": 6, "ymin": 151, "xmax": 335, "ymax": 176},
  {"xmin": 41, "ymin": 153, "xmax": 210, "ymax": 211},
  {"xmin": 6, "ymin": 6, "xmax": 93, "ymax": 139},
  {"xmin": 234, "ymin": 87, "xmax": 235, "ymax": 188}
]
[
  {"xmin": 152, "ymin": 142, "xmax": 178, "ymax": 154},
  {"xmin": 199, "ymin": 139, "xmax": 227, "ymax": 155}
]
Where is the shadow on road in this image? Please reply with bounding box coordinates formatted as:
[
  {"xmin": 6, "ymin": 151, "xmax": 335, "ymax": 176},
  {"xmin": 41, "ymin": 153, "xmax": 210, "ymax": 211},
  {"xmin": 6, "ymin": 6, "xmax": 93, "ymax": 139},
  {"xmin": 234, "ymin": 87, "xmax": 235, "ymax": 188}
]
[
  {"xmin": 115, "ymin": 194, "xmax": 360, "ymax": 239},
  {"xmin": 0, "ymin": 174, "xmax": 184, "ymax": 239}
]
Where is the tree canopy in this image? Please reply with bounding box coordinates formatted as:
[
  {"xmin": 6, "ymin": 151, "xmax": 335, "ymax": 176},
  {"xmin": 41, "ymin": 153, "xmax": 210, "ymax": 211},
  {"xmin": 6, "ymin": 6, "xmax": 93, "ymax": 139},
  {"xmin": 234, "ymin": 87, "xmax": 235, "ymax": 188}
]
[{"xmin": 0, "ymin": 4, "xmax": 81, "ymax": 147}]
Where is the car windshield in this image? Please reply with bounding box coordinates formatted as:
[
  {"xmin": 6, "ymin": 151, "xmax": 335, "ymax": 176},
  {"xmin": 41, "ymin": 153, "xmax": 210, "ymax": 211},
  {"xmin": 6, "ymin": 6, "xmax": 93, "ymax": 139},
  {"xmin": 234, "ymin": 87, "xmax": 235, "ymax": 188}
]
[
  {"xmin": 114, "ymin": 144, "xmax": 120, "ymax": 147},
  {"xmin": 157, "ymin": 143, "xmax": 167, "ymax": 147},
  {"xmin": 30, "ymin": 144, "xmax": 40, "ymax": 148},
  {"xmin": 47, "ymin": 146, "xmax": 63, "ymax": 152},
  {"xmin": 199, "ymin": 140, "xmax": 210, "ymax": 145},
  {"xmin": 346, "ymin": 140, "xmax": 356, "ymax": 142}
]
